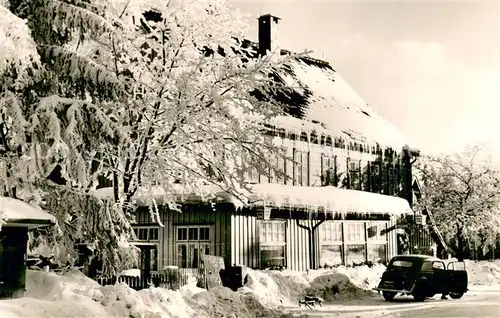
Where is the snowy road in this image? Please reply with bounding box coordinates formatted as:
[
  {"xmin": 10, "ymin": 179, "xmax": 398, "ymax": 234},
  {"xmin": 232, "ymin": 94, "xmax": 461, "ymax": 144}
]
[{"xmin": 288, "ymin": 288, "xmax": 500, "ymax": 317}]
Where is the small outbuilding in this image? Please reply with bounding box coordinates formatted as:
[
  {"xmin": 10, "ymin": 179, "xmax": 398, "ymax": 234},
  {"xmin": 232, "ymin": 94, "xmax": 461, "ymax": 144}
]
[{"xmin": 0, "ymin": 196, "xmax": 57, "ymax": 298}]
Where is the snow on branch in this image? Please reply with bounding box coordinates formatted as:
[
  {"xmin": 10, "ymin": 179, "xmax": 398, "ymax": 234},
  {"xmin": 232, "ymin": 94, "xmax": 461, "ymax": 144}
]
[
  {"xmin": 0, "ymin": 4, "xmax": 40, "ymax": 90},
  {"xmin": 415, "ymin": 144, "xmax": 500, "ymax": 259}
]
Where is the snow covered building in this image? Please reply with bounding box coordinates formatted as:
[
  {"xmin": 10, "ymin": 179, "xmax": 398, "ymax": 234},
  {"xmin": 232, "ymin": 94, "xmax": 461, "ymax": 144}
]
[{"xmin": 126, "ymin": 14, "xmax": 436, "ymax": 273}]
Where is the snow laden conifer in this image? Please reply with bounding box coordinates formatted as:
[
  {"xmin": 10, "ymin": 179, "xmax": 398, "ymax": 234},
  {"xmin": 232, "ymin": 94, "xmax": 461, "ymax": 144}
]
[
  {"xmin": 2, "ymin": 0, "xmax": 294, "ymax": 273},
  {"xmin": 415, "ymin": 145, "xmax": 500, "ymax": 260}
]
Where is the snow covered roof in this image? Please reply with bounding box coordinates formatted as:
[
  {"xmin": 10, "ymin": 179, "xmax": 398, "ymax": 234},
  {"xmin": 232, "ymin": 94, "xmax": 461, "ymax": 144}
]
[
  {"xmin": 270, "ymin": 57, "xmax": 407, "ymax": 150},
  {"xmin": 92, "ymin": 183, "xmax": 411, "ymax": 217},
  {"xmin": 247, "ymin": 183, "xmax": 412, "ymax": 216},
  {"xmin": 0, "ymin": 197, "xmax": 57, "ymax": 229},
  {"xmin": 92, "ymin": 184, "xmax": 236, "ymax": 205}
]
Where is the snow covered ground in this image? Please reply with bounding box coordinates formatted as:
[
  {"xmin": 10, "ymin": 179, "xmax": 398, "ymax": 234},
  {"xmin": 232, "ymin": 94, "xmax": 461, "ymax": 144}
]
[{"xmin": 1, "ymin": 259, "xmax": 500, "ymax": 317}]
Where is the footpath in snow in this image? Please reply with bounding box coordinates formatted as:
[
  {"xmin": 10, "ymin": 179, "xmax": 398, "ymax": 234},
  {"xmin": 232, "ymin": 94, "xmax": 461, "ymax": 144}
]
[{"xmin": 1, "ymin": 259, "xmax": 500, "ymax": 317}]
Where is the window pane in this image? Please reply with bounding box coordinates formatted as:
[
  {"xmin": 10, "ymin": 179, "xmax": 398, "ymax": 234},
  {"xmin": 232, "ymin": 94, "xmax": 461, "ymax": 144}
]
[
  {"xmin": 260, "ymin": 245, "xmax": 285, "ymax": 269},
  {"xmin": 346, "ymin": 223, "xmax": 365, "ymax": 242},
  {"xmin": 138, "ymin": 228, "xmax": 148, "ymax": 240},
  {"xmin": 321, "ymin": 222, "xmax": 342, "ymax": 242},
  {"xmin": 200, "ymin": 227, "xmax": 209, "ymax": 241},
  {"xmin": 151, "ymin": 247, "xmax": 158, "ymax": 271},
  {"xmin": 191, "ymin": 246, "xmax": 199, "ymax": 268},
  {"xmin": 278, "ymin": 231, "xmax": 285, "ymax": 242},
  {"xmin": 392, "ymin": 260, "xmax": 413, "ymax": 268},
  {"xmin": 177, "ymin": 228, "xmax": 187, "ymax": 241},
  {"xmin": 367, "ymin": 244, "xmax": 387, "ymax": 263},
  {"xmin": 346, "ymin": 244, "xmax": 366, "ymax": 265},
  {"xmin": 367, "ymin": 222, "xmax": 387, "ymax": 242},
  {"xmin": 149, "ymin": 228, "xmax": 159, "ymax": 241},
  {"xmin": 178, "ymin": 245, "xmax": 187, "ymax": 268},
  {"xmin": 320, "ymin": 245, "xmax": 343, "ymax": 267},
  {"xmin": 188, "ymin": 228, "xmax": 198, "ymax": 241},
  {"xmin": 301, "ymin": 152, "xmax": 309, "ymax": 186},
  {"xmin": 293, "ymin": 150, "xmax": 301, "ymax": 186}
]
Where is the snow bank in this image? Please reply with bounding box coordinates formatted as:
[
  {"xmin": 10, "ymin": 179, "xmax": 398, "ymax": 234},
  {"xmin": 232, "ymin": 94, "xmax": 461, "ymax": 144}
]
[
  {"xmin": 238, "ymin": 264, "xmax": 385, "ymax": 307},
  {"xmin": 0, "ymin": 269, "xmax": 294, "ymax": 318},
  {"xmin": 0, "ymin": 270, "xmax": 197, "ymax": 318},
  {"xmin": 464, "ymin": 259, "xmax": 500, "ymax": 286}
]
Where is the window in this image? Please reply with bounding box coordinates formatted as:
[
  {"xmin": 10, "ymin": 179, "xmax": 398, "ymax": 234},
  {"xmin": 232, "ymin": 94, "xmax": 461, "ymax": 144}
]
[
  {"xmin": 365, "ymin": 221, "xmax": 388, "ymax": 263},
  {"xmin": 310, "ymin": 132, "xmax": 318, "ymax": 144},
  {"xmin": 293, "ymin": 149, "xmax": 301, "ymax": 186},
  {"xmin": 133, "ymin": 227, "xmax": 159, "ymax": 241},
  {"xmin": 321, "ymin": 155, "xmax": 337, "ymax": 186},
  {"xmin": 320, "ymin": 135, "xmax": 325, "ymax": 145},
  {"xmin": 320, "ymin": 221, "xmax": 343, "ymax": 243},
  {"xmin": 344, "ymin": 222, "xmax": 366, "ymax": 265},
  {"xmin": 176, "ymin": 226, "xmax": 212, "ymax": 268},
  {"xmin": 334, "ymin": 137, "xmax": 342, "ymax": 148},
  {"xmin": 139, "ymin": 246, "xmax": 158, "ymax": 272},
  {"xmin": 432, "ymin": 261, "xmax": 445, "ymax": 270},
  {"xmin": 320, "ymin": 245, "xmax": 343, "ymax": 267},
  {"xmin": 300, "ymin": 132, "xmax": 308, "ymax": 142},
  {"xmin": 325, "ymin": 136, "xmax": 332, "ymax": 147},
  {"xmin": 319, "ymin": 222, "xmax": 343, "ymax": 267},
  {"xmin": 260, "ymin": 221, "xmax": 286, "ymax": 268},
  {"xmin": 346, "ymin": 244, "xmax": 366, "ymax": 265},
  {"xmin": 392, "ymin": 260, "xmax": 413, "ymax": 268},
  {"xmin": 276, "ymin": 153, "xmax": 287, "ymax": 185},
  {"xmin": 367, "ymin": 244, "xmax": 386, "ymax": 263},
  {"xmin": 277, "ymin": 128, "xmax": 286, "ymax": 138},
  {"xmin": 367, "ymin": 222, "xmax": 388, "ymax": 242},
  {"xmin": 345, "ymin": 222, "xmax": 365, "ymax": 242},
  {"xmin": 292, "ymin": 149, "xmax": 309, "ymax": 186},
  {"xmin": 246, "ymin": 166, "xmax": 260, "ymax": 184},
  {"xmin": 301, "ymin": 152, "xmax": 309, "ymax": 186},
  {"xmin": 268, "ymin": 149, "xmax": 287, "ymax": 185}
]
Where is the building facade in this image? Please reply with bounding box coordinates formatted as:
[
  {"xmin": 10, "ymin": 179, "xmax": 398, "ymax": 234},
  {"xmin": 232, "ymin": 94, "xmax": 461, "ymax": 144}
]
[{"xmin": 118, "ymin": 14, "xmax": 436, "ymax": 273}]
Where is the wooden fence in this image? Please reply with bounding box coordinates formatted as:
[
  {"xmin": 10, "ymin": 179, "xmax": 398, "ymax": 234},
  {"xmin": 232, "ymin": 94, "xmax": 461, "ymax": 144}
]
[{"xmin": 96, "ymin": 268, "xmax": 205, "ymax": 291}]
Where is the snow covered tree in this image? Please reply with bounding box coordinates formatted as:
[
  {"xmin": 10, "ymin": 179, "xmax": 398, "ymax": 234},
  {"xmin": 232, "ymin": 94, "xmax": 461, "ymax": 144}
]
[
  {"xmin": 1, "ymin": 0, "xmax": 293, "ymax": 273},
  {"xmin": 415, "ymin": 145, "xmax": 500, "ymax": 260}
]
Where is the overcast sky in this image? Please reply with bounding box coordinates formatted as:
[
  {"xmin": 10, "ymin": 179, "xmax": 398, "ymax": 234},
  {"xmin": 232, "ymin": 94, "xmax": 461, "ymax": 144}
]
[{"xmin": 230, "ymin": 0, "xmax": 500, "ymax": 157}]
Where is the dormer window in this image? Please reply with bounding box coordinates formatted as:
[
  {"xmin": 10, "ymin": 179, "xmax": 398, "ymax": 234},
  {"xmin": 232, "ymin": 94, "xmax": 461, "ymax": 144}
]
[
  {"xmin": 289, "ymin": 132, "xmax": 297, "ymax": 141},
  {"xmin": 277, "ymin": 128, "xmax": 286, "ymax": 138},
  {"xmin": 320, "ymin": 135, "xmax": 326, "ymax": 145},
  {"xmin": 310, "ymin": 132, "xmax": 318, "ymax": 144},
  {"xmin": 300, "ymin": 132, "xmax": 308, "ymax": 142},
  {"xmin": 325, "ymin": 136, "xmax": 332, "ymax": 147}
]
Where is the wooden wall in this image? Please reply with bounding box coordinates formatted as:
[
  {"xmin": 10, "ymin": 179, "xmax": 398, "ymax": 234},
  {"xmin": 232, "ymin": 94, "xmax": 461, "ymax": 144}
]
[
  {"xmin": 136, "ymin": 204, "xmax": 402, "ymax": 272},
  {"xmin": 230, "ymin": 215, "xmax": 313, "ymax": 271},
  {"xmin": 387, "ymin": 216, "xmax": 399, "ymax": 259},
  {"xmin": 135, "ymin": 203, "xmax": 232, "ymax": 269},
  {"xmin": 230, "ymin": 214, "xmax": 259, "ymax": 268}
]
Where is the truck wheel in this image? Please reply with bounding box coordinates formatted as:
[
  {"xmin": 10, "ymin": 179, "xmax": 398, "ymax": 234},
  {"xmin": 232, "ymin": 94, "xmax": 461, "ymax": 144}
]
[
  {"xmin": 449, "ymin": 292, "xmax": 464, "ymax": 299},
  {"xmin": 413, "ymin": 293, "xmax": 426, "ymax": 302},
  {"xmin": 382, "ymin": 291, "xmax": 396, "ymax": 301}
]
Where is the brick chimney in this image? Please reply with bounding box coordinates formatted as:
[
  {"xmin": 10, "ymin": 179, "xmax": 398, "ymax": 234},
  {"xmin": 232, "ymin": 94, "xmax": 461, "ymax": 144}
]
[{"xmin": 258, "ymin": 14, "xmax": 281, "ymax": 56}]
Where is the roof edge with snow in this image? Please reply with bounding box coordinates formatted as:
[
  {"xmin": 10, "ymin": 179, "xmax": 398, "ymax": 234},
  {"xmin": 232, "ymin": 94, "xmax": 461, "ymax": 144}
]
[
  {"xmin": 93, "ymin": 184, "xmax": 412, "ymax": 219},
  {"xmin": 0, "ymin": 197, "xmax": 57, "ymax": 229}
]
